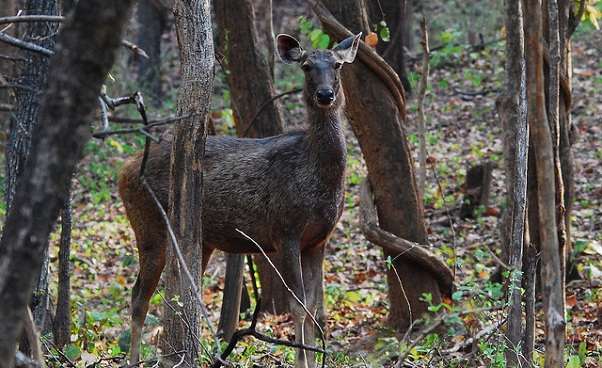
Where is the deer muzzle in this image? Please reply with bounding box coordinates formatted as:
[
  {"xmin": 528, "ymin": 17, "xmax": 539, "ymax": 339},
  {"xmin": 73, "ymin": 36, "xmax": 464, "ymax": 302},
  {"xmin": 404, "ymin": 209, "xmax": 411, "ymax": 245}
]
[{"xmin": 315, "ymin": 89, "xmax": 335, "ymax": 107}]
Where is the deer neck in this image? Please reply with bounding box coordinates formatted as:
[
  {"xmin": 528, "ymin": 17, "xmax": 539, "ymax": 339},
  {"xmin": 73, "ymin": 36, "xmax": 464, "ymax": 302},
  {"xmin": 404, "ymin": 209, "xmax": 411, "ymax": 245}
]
[{"xmin": 306, "ymin": 105, "xmax": 347, "ymax": 183}]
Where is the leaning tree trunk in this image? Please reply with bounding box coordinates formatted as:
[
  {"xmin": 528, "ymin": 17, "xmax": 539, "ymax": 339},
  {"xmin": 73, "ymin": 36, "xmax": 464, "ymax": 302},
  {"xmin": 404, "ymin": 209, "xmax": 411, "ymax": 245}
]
[
  {"xmin": 313, "ymin": 0, "xmax": 446, "ymax": 331},
  {"xmin": 162, "ymin": 0, "xmax": 214, "ymax": 365},
  {"xmin": 214, "ymin": 0, "xmax": 286, "ymax": 339},
  {"xmin": 0, "ymin": 0, "xmax": 135, "ymax": 364}
]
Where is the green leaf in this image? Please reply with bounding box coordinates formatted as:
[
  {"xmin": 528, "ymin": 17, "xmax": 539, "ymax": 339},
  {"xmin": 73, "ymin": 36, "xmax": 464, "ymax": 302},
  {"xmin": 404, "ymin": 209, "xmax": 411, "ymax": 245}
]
[
  {"xmin": 63, "ymin": 345, "xmax": 82, "ymax": 361},
  {"xmin": 566, "ymin": 355, "xmax": 580, "ymax": 368},
  {"xmin": 452, "ymin": 290, "xmax": 463, "ymax": 301},
  {"xmin": 118, "ymin": 329, "xmax": 131, "ymax": 353},
  {"xmin": 380, "ymin": 26, "xmax": 390, "ymax": 42},
  {"xmin": 317, "ymin": 34, "xmax": 330, "ymax": 49},
  {"xmin": 309, "ymin": 29, "xmax": 322, "ymax": 42}
]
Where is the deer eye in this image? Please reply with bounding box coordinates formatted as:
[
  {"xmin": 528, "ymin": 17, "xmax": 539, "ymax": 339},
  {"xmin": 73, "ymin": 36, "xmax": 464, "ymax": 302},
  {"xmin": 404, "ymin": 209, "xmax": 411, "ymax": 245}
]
[{"xmin": 334, "ymin": 62, "xmax": 343, "ymax": 70}]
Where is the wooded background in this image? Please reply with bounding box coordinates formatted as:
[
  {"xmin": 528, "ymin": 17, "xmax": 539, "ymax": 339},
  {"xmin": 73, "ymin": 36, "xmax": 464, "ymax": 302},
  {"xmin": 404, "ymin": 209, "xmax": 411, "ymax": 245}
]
[{"xmin": 0, "ymin": 0, "xmax": 601, "ymax": 367}]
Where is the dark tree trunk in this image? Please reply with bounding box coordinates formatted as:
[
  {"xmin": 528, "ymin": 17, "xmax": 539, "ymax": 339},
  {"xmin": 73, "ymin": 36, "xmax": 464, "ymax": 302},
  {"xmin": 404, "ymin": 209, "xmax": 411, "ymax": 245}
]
[
  {"xmin": 215, "ymin": 0, "xmax": 291, "ymax": 329},
  {"xmin": 0, "ymin": 0, "xmax": 17, "ymax": 127},
  {"xmin": 137, "ymin": 0, "xmax": 169, "ymax": 105},
  {"xmin": 162, "ymin": 0, "xmax": 213, "ymax": 365},
  {"xmin": 53, "ymin": 195, "xmax": 72, "ymax": 349},
  {"xmin": 6, "ymin": 0, "xmax": 59, "ymax": 347},
  {"xmin": 316, "ymin": 0, "xmax": 443, "ymax": 331},
  {"xmin": 0, "ymin": 0, "xmax": 135, "ymax": 364},
  {"xmin": 366, "ymin": 0, "xmax": 413, "ymax": 93}
]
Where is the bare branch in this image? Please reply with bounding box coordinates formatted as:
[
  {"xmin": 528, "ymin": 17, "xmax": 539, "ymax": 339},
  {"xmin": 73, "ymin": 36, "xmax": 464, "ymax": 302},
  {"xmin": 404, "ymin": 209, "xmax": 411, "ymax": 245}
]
[
  {"xmin": 0, "ymin": 15, "xmax": 64, "ymax": 24},
  {"xmin": 121, "ymin": 39, "xmax": 149, "ymax": 59},
  {"xmin": 417, "ymin": 16, "xmax": 430, "ymax": 201},
  {"xmin": 211, "ymin": 299, "xmax": 326, "ymax": 368},
  {"xmin": 0, "ymin": 32, "xmax": 53, "ymax": 57}
]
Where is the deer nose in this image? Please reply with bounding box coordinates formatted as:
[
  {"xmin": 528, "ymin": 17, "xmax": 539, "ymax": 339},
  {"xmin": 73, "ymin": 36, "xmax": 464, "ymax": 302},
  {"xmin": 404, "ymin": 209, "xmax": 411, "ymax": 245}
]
[{"xmin": 316, "ymin": 89, "xmax": 335, "ymax": 106}]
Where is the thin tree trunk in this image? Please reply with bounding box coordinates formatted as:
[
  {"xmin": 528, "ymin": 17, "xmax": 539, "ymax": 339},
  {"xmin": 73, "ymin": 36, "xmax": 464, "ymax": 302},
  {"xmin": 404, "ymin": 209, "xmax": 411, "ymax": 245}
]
[
  {"xmin": 0, "ymin": 0, "xmax": 134, "ymax": 364},
  {"xmin": 53, "ymin": 195, "xmax": 72, "ymax": 349},
  {"xmin": 524, "ymin": 0, "xmax": 565, "ymax": 366},
  {"xmin": 162, "ymin": 0, "xmax": 213, "ymax": 365},
  {"xmin": 496, "ymin": 0, "xmax": 528, "ymax": 365}
]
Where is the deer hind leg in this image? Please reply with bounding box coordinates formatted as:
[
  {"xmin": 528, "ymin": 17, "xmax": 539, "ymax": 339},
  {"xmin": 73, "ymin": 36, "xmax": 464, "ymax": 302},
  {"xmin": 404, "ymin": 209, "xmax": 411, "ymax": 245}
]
[
  {"xmin": 300, "ymin": 244, "xmax": 326, "ymax": 368},
  {"xmin": 279, "ymin": 239, "xmax": 311, "ymax": 368},
  {"xmin": 129, "ymin": 231, "xmax": 166, "ymax": 365}
]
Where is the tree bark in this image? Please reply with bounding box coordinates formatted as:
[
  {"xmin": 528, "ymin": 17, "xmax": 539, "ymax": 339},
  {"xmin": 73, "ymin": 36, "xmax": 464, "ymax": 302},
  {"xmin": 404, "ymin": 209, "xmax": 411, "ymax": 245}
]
[
  {"xmin": 314, "ymin": 0, "xmax": 444, "ymax": 331},
  {"xmin": 0, "ymin": 0, "xmax": 134, "ymax": 364},
  {"xmin": 162, "ymin": 0, "xmax": 213, "ymax": 365},
  {"xmin": 5, "ymin": 1, "xmax": 60, "ymax": 345},
  {"xmin": 53, "ymin": 195, "xmax": 72, "ymax": 349},
  {"xmin": 524, "ymin": 0, "xmax": 565, "ymax": 366},
  {"xmin": 495, "ymin": 0, "xmax": 528, "ymax": 365},
  {"xmin": 137, "ymin": 0, "xmax": 169, "ymax": 105},
  {"xmin": 366, "ymin": 0, "xmax": 413, "ymax": 93}
]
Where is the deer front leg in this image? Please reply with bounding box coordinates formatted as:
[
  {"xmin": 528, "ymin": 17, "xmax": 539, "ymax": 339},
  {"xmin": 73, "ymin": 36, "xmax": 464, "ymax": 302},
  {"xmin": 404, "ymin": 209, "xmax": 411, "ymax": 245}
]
[
  {"xmin": 280, "ymin": 239, "xmax": 310, "ymax": 368},
  {"xmin": 300, "ymin": 244, "xmax": 325, "ymax": 368}
]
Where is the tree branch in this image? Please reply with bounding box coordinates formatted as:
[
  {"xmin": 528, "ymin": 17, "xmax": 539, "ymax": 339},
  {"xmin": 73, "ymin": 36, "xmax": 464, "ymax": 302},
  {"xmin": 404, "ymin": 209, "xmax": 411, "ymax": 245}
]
[{"xmin": 359, "ymin": 179, "xmax": 454, "ymax": 296}]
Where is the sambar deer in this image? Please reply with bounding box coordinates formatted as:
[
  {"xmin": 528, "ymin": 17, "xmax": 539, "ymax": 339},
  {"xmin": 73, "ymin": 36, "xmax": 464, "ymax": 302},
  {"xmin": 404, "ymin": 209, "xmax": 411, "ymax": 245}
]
[{"xmin": 119, "ymin": 33, "xmax": 361, "ymax": 368}]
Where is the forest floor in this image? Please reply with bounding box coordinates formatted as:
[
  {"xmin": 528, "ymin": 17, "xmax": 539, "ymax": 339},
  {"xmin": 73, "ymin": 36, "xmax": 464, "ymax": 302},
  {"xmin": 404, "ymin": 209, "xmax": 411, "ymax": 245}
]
[{"xmin": 16, "ymin": 17, "xmax": 601, "ymax": 368}]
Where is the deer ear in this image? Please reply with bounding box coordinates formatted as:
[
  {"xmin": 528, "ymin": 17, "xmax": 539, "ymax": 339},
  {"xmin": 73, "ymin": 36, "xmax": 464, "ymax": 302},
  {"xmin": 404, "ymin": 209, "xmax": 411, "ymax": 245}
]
[
  {"xmin": 277, "ymin": 34, "xmax": 306, "ymax": 64},
  {"xmin": 333, "ymin": 32, "xmax": 362, "ymax": 64}
]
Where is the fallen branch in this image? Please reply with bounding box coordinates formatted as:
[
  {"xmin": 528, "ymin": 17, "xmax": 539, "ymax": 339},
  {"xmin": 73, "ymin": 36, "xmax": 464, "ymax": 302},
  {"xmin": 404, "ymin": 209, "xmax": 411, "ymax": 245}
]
[
  {"xmin": 359, "ymin": 178, "xmax": 453, "ymax": 296},
  {"xmin": 211, "ymin": 298, "xmax": 326, "ymax": 368}
]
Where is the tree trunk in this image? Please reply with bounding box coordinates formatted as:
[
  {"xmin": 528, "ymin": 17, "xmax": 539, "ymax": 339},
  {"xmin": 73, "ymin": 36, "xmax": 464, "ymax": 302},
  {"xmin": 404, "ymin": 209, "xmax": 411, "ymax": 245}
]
[
  {"xmin": 53, "ymin": 196, "xmax": 72, "ymax": 349},
  {"xmin": 495, "ymin": 0, "xmax": 528, "ymax": 365},
  {"xmin": 315, "ymin": 0, "xmax": 443, "ymax": 332},
  {"xmin": 0, "ymin": 0, "xmax": 134, "ymax": 364},
  {"xmin": 214, "ymin": 0, "xmax": 291, "ymax": 329},
  {"xmin": 6, "ymin": 0, "xmax": 59, "ymax": 351},
  {"xmin": 366, "ymin": 0, "xmax": 413, "ymax": 93},
  {"xmin": 137, "ymin": 0, "xmax": 169, "ymax": 105},
  {"xmin": 162, "ymin": 0, "xmax": 213, "ymax": 365},
  {"xmin": 524, "ymin": 0, "xmax": 566, "ymax": 366},
  {"xmin": 0, "ymin": 0, "xmax": 16, "ymax": 127}
]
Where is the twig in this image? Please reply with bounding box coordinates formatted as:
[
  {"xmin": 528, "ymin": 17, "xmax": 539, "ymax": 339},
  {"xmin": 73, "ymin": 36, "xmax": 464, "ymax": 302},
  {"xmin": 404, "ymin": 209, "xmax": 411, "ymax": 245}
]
[
  {"xmin": 23, "ymin": 307, "xmax": 44, "ymax": 367},
  {"xmin": 122, "ymin": 39, "xmax": 149, "ymax": 59},
  {"xmin": 0, "ymin": 15, "xmax": 64, "ymax": 24},
  {"xmin": 417, "ymin": 16, "xmax": 430, "ymax": 202},
  {"xmin": 121, "ymin": 350, "xmax": 188, "ymax": 368},
  {"xmin": 568, "ymin": 0, "xmax": 587, "ymax": 37},
  {"xmin": 236, "ymin": 229, "xmax": 327, "ymax": 363},
  {"xmin": 242, "ymin": 88, "xmax": 302, "ymax": 137},
  {"xmin": 107, "ymin": 91, "xmax": 221, "ymax": 359},
  {"xmin": 396, "ymin": 305, "xmax": 504, "ymax": 364},
  {"xmin": 0, "ymin": 32, "xmax": 53, "ymax": 56},
  {"xmin": 211, "ymin": 298, "xmax": 326, "ymax": 368},
  {"xmin": 427, "ymin": 148, "xmax": 458, "ymax": 278},
  {"xmin": 92, "ymin": 112, "xmax": 203, "ymax": 139}
]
